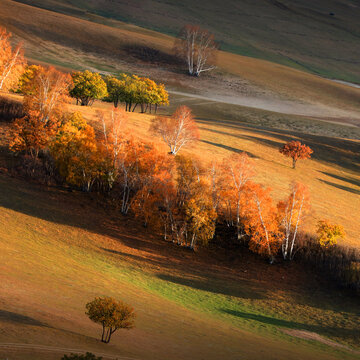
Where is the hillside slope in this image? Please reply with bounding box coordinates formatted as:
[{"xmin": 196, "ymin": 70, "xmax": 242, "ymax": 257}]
[
  {"xmin": 0, "ymin": 174, "xmax": 359, "ymax": 360},
  {"xmin": 12, "ymin": 0, "xmax": 360, "ymax": 83}
]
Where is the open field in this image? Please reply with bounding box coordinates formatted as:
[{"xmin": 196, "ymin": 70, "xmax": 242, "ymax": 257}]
[
  {"xmin": 0, "ymin": 173, "xmax": 359, "ymax": 360},
  {"xmin": 11, "ymin": 0, "xmax": 360, "ymax": 83},
  {"xmin": 1, "ymin": 0, "xmax": 360, "ymax": 120}
]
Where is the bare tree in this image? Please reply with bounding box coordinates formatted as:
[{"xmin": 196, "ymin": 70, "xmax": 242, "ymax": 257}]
[
  {"xmin": 175, "ymin": 25, "xmax": 218, "ymax": 77},
  {"xmin": 150, "ymin": 105, "xmax": 199, "ymax": 155}
]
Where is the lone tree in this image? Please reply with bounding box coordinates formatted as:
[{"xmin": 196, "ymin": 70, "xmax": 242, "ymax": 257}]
[
  {"xmin": 279, "ymin": 140, "xmax": 313, "ymax": 169},
  {"xmin": 70, "ymin": 70, "xmax": 107, "ymax": 106},
  {"xmin": 150, "ymin": 105, "xmax": 199, "ymax": 155},
  {"xmin": 86, "ymin": 297, "xmax": 136, "ymax": 344},
  {"xmin": 175, "ymin": 25, "xmax": 218, "ymax": 76}
]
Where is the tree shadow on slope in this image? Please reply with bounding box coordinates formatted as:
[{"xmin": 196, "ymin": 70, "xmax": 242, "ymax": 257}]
[
  {"xmin": 156, "ymin": 273, "xmax": 266, "ymax": 300},
  {"xmin": 198, "ymin": 119, "xmax": 360, "ymax": 173},
  {"xmin": 221, "ymin": 309, "xmax": 360, "ymax": 346},
  {"xmin": 320, "ymin": 171, "xmax": 360, "ymax": 188},
  {"xmin": 318, "ymin": 179, "xmax": 360, "ymax": 195},
  {"xmin": 0, "ymin": 310, "xmax": 48, "ymax": 327}
]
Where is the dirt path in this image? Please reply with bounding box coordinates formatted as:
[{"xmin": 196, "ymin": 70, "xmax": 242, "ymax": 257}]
[
  {"xmin": 169, "ymin": 90, "xmax": 360, "ymax": 127},
  {"xmin": 0, "ymin": 343, "xmax": 138, "ymax": 359}
]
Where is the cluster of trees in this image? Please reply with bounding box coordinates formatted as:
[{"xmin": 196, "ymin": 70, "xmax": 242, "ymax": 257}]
[
  {"xmin": 2, "ymin": 26, "xmax": 354, "ymax": 281},
  {"xmin": 69, "ymin": 70, "xmax": 169, "ymax": 113}
]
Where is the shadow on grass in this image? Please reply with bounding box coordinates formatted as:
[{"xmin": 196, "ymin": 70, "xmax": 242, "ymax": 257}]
[
  {"xmin": 320, "ymin": 171, "xmax": 360, "ymax": 188},
  {"xmin": 318, "ymin": 179, "xmax": 360, "ymax": 195},
  {"xmin": 198, "ymin": 119, "xmax": 360, "ymax": 173},
  {"xmin": 200, "ymin": 139, "xmax": 258, "ymax": 158},
  {"xmin": 0, "ymin": 310, "xmax": 48, "ymax": 327},
  {"xmin": 157, "ymin": 273, "xmax": 265, "ymax": 300},
  {"xmin": 221, "ymin": 309, "xmax": 360, "ymax": 344}
]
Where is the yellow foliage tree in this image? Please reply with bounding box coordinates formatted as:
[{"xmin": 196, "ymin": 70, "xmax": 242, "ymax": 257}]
[{"xmin": 316, "ymin": 220, "xmax": 345, "ymax": 247}]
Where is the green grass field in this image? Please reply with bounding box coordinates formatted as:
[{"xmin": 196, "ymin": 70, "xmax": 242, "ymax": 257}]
[{"xmin": 0, "ymin": 174, "xmax": 359, "ymax": 360}]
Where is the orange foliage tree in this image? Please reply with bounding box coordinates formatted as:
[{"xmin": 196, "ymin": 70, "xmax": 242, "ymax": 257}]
[
  {"xmin": 245, "ymin": 183, "xmax": 281, "ymax": 263},
  {"xmin": 51, "ymin": 112, "xmax": 107, "ymax": 191},
  {"xmin": 150, "ymin": 105, "xmax": 199, "ymax": 155},
  {"xmin": 279, "ymin": 140, "xmax": 313, "ymax": 169},
  {"xmin": 10, "ymin": 66, "xmax": 72, "ymax": 158},
  {"xmin": 85, "ymin": 297, "xmax": 135, "ymax": 344},
  {"xmin": 0, "ymin": 26, "xmax": 26, "ymax": 91},
  {"xmin": 277, "ymin": 182, "xmax": 310, "ymax": 260}
]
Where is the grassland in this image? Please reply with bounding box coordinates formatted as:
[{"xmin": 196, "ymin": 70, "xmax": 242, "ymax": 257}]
[
  {"xmin": 1, "ymin": 0, "xmax": 360, "ymax": 117},
  {"xmin": 0, "ymin": 2, "xmax": 359, "ymax": 358},
  {"xmin": 11, "ymin": 0, "xmax": 360, "ymax": 83},
  {"xmin": 0, "ymin": 172, "xmax": 359, "ymax": 360}
]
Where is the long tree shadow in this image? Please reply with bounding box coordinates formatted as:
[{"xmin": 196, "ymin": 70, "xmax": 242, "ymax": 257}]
[
  {"xmin": 200, "ymin": 139, "xmax": 258, "ymax": 158},
  {"xmin": 318, "ymin": 179, "xmax": 360, "ymax": 195},
  {"xmin": 320, "ymin": 171, "xmax": 360, "ymax": 188},
  {"xmin": 0, "ymin": 310, "xmax": 48, "ymax": 327},
  {"xmin": 157, "ymin": 273, "xmax": 266, "ymax": 300},
  {"xmin": 198, "ymin": 119, "xmax": 360, "ymax": 173},
  {"xmin": 221, "ymin": 309, "xmax": 360, "ymax": 344}
]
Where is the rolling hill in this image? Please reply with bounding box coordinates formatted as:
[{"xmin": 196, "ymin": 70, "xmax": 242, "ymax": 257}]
[{"xmin": 11, "ymin": 0, "xmax": 360, "ymax": 83}]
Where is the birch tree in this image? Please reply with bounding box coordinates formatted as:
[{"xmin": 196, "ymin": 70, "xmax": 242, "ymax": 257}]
[
  {"xmin": 150, "ymin": 105, "xmax": 199, "ymax": 155},
  {"xmin": 278, "ymin": 182, "xmax": 310, "ymax": 260},
  {"xmin": 175, "ymin": 25, "xmax": 218, "ymax": 76}
]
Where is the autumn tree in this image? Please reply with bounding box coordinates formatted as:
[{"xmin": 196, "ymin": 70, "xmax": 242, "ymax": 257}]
[
  {"xmin": 17, "ymin": 65, "xmax": 42, "ymax": 95},
  {"xmin": 185, "ymin": 181, "xmax": 217, "ymax": 249},
  {"xmin": 10, "ymin": 66, "xmax": 72, "ymax": 158},
  {"xmin": 221, "ymin": 153, "xmax": 254, "ymax": 241},
  {"xmin": 70, "ymin": 70, "xmax": 107, "ymax": 106},
  {"xmin": 51, "ymin": 113, "xmax": 106, "ymax": 192},
  {"xmin": 150, "ymin": 105, "xmax": 199, "ymax": 155},
  {"xmin": 0, "ymin": 26, "xmax": 26, "ymax": 91},
  {"xmin": 277, "ymin": 182, "xmax": 310, "ymax": 260},
  {"xmin": 316, "ymin": 220, "xmax": 345, "ymax": 248},
  {"xmin": 85, "ymin": 297, "xmax": 136, "ymax": 344},
  {"xmin": 245, "ymin": 184, "xmax": 281, "ymax": 263},
  {"xmin": 279, "ymin": 140, "xmax": 313, "ymax": 169},
  {"xmin": 175, "ymin": 25, "xmax": 218, "ymax": 76},
  {"xmin": 105, "ymin": 74, "xmax": 168, "ymax": 113}
]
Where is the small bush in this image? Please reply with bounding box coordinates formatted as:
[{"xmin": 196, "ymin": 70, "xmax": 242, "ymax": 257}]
[{"xmin": 61, "ymin": 352, "xmax": 102, "ymax": 360}]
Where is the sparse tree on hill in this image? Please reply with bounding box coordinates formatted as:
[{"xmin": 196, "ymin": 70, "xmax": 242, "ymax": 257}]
[
  {"xmin": 278, "ymin": 182, "xmax": 310, "ymax": 260},
  {"xmin": 316, "ymin": 220, "xmax": 345, "ymax": 248},
  {"xmin": 70, "ymin": 70, "xmax": 107, "ymax": 106},
  {"xmin": 279, "ymin": 140, "xmax": 313, "ymax": 169},
  {"xmin": 85, "ymin": 296, "xmax": 136, "ymax": 344},
  {"xmin": 150, "ymin": 105, "xmax": 199, "ymax": 155},
  {"xmin": 175, "ymin": 25, "xmax": 218, "ymax": 76},
  {"xmin": 0, "ymin": 26, "xmax": 26, "ymax": 91}
]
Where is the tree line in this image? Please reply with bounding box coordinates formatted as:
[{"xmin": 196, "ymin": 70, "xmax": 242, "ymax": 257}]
[{"xmin": 1, "ymin": 25, "xmax": 359, "ymax": 291}]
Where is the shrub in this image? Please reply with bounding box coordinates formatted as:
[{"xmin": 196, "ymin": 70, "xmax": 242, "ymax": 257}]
[{"xmin": 61, "ymin": 352, "xmax": 102, "ymax": 360}]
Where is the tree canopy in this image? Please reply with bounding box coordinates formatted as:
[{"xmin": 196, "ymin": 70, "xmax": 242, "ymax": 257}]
[
  {"xmin": 85, "ymin": 296, "xmax": 136, "ymax": 344},
  {"xmin": 70, "ymin": 70, "xmax": 108, "ymax": 106}
]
